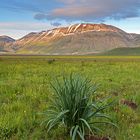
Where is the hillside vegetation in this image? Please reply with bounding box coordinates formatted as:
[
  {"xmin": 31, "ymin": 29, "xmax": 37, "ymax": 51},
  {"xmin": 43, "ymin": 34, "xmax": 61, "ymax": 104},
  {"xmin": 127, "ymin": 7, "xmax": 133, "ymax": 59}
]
[{"xmin": 101, "ymin": 47, "xmax": 140, "ymax": 56}]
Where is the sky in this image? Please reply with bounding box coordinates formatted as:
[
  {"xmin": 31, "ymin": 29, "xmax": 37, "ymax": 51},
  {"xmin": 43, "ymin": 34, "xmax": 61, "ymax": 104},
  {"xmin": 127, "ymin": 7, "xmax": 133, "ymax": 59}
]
[{"xmin": 0, "ymin": 0, "xmax": 140, "ymax": 39}]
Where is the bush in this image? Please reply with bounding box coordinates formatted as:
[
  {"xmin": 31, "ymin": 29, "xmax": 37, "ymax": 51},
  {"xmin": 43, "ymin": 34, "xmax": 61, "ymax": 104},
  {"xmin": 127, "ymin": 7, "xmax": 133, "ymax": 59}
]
[
  {"xmin": 42, "ymin": 74, "xmax": 116, "ymax": 140},
  {"xmin": 47, "ymin": 59, "xmax": 55, "ymax": 64}
]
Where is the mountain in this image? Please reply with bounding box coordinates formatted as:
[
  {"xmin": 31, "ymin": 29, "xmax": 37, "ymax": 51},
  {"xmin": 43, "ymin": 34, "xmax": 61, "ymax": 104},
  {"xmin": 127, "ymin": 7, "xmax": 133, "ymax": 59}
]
[
  {"xmin": 1, "ymin": 23, "xmax": 140, "ymax": 55},
  {"xmin": 0, "ymin": 36, "xmax": 15, "ymax": 52}
]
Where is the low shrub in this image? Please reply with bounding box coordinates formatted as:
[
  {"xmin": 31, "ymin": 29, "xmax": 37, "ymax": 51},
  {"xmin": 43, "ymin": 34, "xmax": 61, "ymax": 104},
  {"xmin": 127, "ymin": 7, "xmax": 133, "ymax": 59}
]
[{"xmin": 47, "ymin": 59, "xmax": 55, "ymax": 64}]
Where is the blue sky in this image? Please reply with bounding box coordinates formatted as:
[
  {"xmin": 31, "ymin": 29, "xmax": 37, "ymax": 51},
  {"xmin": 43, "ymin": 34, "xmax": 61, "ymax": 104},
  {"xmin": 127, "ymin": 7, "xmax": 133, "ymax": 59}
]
[{"xmin": 0, "ymin": 0, "xmax": 140, "ymax": 39}]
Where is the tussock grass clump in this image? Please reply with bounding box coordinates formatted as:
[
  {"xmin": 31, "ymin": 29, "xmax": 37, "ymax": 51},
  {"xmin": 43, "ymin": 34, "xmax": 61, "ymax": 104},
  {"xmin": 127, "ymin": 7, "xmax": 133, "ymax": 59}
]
[{"xmin": 42, "ymin": 74, "xmax": 116, "ymax": 140}]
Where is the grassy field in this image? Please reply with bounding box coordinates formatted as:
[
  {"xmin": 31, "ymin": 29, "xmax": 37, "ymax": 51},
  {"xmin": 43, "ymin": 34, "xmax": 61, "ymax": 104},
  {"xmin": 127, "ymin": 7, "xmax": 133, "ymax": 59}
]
[{"xmin": 0, "ymin": 56, "xmax": 140, "ymax": 140}]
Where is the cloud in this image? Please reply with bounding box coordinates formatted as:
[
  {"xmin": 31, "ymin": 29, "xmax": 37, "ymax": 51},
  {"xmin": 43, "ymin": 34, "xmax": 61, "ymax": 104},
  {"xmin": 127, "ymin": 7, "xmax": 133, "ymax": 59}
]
[
  {"xmin": 34, "ymin": 0, "xmax": 140, "ymax": 21},
  {"xmin": 0, "ymin": 22, "xmax": 53, "ymax": 39},
  {"xmin": 57, "ymin": 0, "xmax": 76, "ymax": 4},
  {"xmin": 0, "ymin": 22, "xmax": 52, "ymax": 31},
  {"xmin": 51, "ymin": 22, "xmax": 62, "ymax": 26},
  {"xmin": 34, "ymin": 13, "xmax": 48, "ymax": 20},
  {"xmin": 1, "ymin": 0, "xmax": 140, "ymax": 23},
  {"xmin": 0, "ymin": 0, "xmax": 43, "ymax": 13}
]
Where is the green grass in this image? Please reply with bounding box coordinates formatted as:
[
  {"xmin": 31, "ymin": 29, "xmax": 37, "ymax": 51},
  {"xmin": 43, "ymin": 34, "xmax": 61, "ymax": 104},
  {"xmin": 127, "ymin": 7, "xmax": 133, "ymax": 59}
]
[
  {"xmin": 101, "ymin": 47, "xmax": 140, "ymax": 56},
  {"xmin": 0, "ymin": 56, "xmax": 140, "ymax": 140}
]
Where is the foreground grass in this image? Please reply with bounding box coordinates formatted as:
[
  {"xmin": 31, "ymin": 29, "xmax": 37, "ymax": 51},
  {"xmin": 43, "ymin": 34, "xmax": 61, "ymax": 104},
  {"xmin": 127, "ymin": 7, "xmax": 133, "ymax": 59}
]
[{"xmin": 0, "ymin": 56, "xmax": 140, "ymax": 139}]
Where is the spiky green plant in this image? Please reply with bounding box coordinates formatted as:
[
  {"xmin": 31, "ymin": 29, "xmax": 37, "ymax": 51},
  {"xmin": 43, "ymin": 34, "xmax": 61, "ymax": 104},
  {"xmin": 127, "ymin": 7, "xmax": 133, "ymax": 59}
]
[{"xmin": 42, "ymin": 74, "xmax": 116, "ymax": 140}]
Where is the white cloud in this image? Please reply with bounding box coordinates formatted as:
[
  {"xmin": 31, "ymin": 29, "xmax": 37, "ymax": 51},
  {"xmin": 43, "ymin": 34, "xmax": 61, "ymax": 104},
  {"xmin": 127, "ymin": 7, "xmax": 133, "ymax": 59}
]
[
  {"xmin": 0, "ymin": 22, "xmax": 52, "ymax": 31},
  {"xmin": 35, "ymin": 0, "xmax": 140, "ymax": 21},
  {"xmin": 0, "ymin": 22, "xmax": 53, "ymax": 39}
]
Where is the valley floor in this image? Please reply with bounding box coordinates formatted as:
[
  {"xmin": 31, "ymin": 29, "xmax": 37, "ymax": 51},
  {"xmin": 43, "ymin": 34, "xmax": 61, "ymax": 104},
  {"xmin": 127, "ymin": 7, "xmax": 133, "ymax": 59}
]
[{"xmin": 0, "ymin": 56, "xmax": 140, "ymax": 140}]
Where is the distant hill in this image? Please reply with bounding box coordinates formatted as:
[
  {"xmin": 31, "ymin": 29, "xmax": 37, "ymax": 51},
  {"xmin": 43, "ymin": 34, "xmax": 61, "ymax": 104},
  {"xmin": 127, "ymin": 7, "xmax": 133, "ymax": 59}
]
[
  {"xmin": 100, "ymin": 47, "xmax": 140, "ymax": 56},
  {"xmin": 0, "ymin": 36, "xmax": 15, "ymax": 52},
  {"xmin": 0, "ymin": 23, "xmax": 140, "ymax": 55}
]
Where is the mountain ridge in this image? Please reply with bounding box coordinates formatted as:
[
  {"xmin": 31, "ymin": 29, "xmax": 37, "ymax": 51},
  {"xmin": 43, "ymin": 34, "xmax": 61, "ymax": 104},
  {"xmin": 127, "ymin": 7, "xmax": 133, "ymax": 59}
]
[{"xmin": 1, "ymin": 23, "xmax": 140, "ymax": 55}]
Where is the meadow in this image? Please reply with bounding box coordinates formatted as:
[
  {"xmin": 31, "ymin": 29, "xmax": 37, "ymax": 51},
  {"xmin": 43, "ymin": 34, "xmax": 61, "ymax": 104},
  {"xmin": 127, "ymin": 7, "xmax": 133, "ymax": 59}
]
[{"xmin": 0, "ymin": 56, "xmax": 140, "ymax": 140}]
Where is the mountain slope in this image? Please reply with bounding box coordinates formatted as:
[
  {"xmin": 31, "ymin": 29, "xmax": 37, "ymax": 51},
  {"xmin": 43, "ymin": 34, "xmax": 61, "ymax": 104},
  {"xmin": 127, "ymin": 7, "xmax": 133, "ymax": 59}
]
[
  {"xmin": 2, "ymin": 23, "xmax": 140, "ymax": 55},
  {"xmin": 0, "ymin": 36, "xmax": 15, "ymax": 52},
  {"xmin": 100, "ymin": 47, "xmax": 140, "ymax": 56}
]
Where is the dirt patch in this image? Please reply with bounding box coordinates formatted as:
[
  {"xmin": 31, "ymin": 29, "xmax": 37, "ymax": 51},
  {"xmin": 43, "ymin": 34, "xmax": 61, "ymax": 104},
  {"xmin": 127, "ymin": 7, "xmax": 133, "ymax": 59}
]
[
  {"xmin": 85, "ymin": 135, "xmax": 109, "ymax": 140},
  {"xmin": 120, "ymin": 99, "xmax": 138, "ymax": 110}
]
